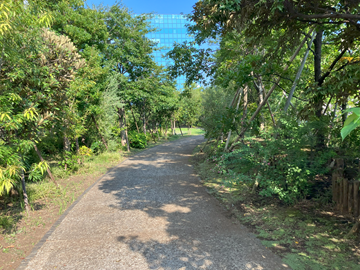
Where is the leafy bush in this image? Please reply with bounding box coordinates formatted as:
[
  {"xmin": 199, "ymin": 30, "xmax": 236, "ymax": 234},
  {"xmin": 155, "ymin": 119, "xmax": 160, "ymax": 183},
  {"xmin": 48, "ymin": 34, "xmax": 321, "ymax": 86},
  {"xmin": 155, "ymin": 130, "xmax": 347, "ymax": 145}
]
[
  {"xmin": 79, "ymin": 146, "xmax": 93, "ymax": 157},
  {"xmin": 27, "ymin": 162, "xmax": 48, "ymax": 182},
  {"xmin": 90, "ymin": 141, "xmax": 106, "ymax": 155},
  {"xmin": 128, "ymin": 131, "xmax": 147, "ymax": 149},
  {"xmin": 213, "ymin": 118, "xmax": 335, "ymax": 204},
  {"xmin": 58, "ymin": 151, "xmax": 79, "ymax": 171},
  {"xmin": 107, "ymin": 140, "xmax": 119, "ymax": 152}
]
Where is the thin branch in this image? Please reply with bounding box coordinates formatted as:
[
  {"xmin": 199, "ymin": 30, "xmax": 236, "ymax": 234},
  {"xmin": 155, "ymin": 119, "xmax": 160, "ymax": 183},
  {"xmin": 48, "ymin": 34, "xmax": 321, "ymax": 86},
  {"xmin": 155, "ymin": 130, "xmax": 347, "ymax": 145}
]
[
  {"xmin": 318, "ymin": 48, "xmax": 348, "ymax": 85},
  {"xmin": 261, "ymin": 79, "xmax": 309, "ymax": 102}
]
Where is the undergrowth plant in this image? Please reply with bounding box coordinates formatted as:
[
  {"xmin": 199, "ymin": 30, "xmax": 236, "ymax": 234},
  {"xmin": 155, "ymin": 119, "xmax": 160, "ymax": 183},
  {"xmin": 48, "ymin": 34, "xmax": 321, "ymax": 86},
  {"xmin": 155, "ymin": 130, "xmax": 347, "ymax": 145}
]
[{"xmin": 209, "ymin": 118, "xmax": 336, "ymax": 204}]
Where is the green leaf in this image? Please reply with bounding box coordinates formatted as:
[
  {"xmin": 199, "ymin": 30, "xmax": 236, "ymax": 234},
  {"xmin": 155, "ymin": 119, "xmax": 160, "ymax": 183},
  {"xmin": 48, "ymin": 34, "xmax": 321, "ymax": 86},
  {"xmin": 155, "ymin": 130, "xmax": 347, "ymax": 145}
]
[
  {"xmin": 341, "ymin": 119, "xmax": 360, "ymax": 140},
  {"xmin": 344, "ymin": 113, "xmax": 358, "ymax": 127},
  {"xmin": 344, "ymin": 107, "xmax": 360, "ymax": 117}
]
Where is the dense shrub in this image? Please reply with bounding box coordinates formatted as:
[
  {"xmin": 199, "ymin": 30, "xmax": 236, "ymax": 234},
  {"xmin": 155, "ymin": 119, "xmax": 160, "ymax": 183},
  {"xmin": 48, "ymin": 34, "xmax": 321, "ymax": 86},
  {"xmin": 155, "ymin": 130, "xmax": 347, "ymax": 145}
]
[
  {"xmin": 90, "ymin": 141, "xmax": 106, "ymax": 155},
  {"xmin": 213, "ymin": 118, "xmax": 336, "ymax": 204},
  {"xmin": 128, "ymin": 131, "xmax": 147, "ymax": 149}
]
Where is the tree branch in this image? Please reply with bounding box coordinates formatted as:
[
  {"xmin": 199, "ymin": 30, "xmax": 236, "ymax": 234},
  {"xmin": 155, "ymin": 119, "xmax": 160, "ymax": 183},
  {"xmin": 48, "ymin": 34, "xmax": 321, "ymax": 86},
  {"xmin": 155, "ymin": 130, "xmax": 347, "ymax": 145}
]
[{"xmin": 318, "ymin": 48, "xmax": 348, "ymax": 85}]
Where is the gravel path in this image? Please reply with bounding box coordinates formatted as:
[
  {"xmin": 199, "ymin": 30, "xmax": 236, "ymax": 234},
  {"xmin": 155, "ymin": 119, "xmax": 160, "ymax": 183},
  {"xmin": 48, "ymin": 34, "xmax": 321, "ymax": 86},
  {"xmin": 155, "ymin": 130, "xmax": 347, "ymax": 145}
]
[{"xmin": 21, "ymin": 136, "xmax": 290, "ymax": 270}]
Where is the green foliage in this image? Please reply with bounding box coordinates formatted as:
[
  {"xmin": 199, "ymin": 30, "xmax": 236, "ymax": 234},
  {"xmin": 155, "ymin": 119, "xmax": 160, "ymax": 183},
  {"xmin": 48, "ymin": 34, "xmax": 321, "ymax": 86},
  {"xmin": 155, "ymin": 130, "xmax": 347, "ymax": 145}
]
[
  {"xmin": 58, "ymin": 152, "xmax": 79, "ymax": 171},
  {"xmin": 128, "ymin": 131, "xmax": 147, "ymax": 149},
  {"xmin": 28, "ymin": 161, "xmax": 49, "ymax": 182},
  {"xmin": 210, "ymin": 118, "xmax": 335, "ymax": 204},
  {"xmin": 341, "ymin": 107, "xmax": 360, "ymax": 140},
  {"xmin": 90, "ymin": 141, "xmax": 106, "ymax": 155},
  {"xmin": 79, "ymin": 146, "xmax": 92, "ymax": 157},
  {"xmin": 0, "ymin": 215, "xmax": 15, "ymax": 233}
]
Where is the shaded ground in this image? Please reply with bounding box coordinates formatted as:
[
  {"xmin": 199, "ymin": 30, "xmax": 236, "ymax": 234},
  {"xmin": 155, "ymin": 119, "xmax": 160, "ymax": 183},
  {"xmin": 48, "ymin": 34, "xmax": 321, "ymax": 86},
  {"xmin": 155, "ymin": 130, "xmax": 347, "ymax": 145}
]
[
  {"xmin": 20, "ymin": 136, "xmax": 289, "ymax": 270},
  {"xmin": 0, "ymin": 173, "xmax": 103, "ymax": 270},
  {"xmin": 192, "ymin": 142, "xmax": 360, "ymax": 270},
  {"xmin": 0, "ymin": 132, "xmax": 200, "ymax": 270}
]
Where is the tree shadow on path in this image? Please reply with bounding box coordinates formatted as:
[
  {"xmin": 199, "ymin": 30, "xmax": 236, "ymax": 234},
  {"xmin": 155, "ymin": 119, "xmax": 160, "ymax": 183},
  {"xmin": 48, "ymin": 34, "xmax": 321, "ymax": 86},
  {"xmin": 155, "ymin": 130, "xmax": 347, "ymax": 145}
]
[{"xmin": 97, "ymin": 137, "xmax": 289, "ymax": 270}]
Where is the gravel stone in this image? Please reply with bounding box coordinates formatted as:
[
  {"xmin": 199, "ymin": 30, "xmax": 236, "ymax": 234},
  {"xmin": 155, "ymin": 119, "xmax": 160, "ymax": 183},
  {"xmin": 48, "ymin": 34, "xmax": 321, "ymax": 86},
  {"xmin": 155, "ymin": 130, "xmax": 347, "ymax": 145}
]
[{"xmin": 22, "ymin": 136, "xmax": 290, "ymax": 270}]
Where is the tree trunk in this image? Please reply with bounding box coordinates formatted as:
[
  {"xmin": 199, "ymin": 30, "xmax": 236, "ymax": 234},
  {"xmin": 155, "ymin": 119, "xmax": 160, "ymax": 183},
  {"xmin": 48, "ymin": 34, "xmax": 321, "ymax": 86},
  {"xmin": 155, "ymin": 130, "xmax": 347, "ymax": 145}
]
[
  {"xmin": 178, "ymin": 122, "xmax": 183, "ymax": 136},
  {"xmin": 285, "ymin": 31, "xmax": 317, "ymax": 113},
  {"xmin": 117, "ymin": 108, "xmax": 127, "ymax": 147},
  {"xmin": 91, "ymin": 114, "xmax": 108, "ymax": 150},
  {"xmin": 261, "ymin": 81, "xmax": 276, "ymax": 128},
  {"xmin": 143, "ymin": 113, "xmax": 147, "ymax": 135},
  {"xmin": 33, "ymin": 143, "xmax": 58, "ymax": 186},
  {"xmin": 258, "ymin": 79, "xmax": 265, "ymax": 131},
  {"xmin": 63, "ymin": 135, "xmax": 70, "ymax": 170},
  {"xmin": 75, "ymin": 137, "xmax": 80, "ymax": 153},
  {"xmin": 165, "ymin": 121, "xmax": 169, "ymax": 137},
  {"xmin": 225, "ymin": 87, "xmax": 243, "ymax": 151},
  {"xmin": 341, "ymin": 102, "xmax": 348, "ymax": 125},
  {"xmin": 188, "ymin": 126, "xmax": 192, "ymax": 135},
  {"xmin": 124, "ymin": 111, "xmax": 130, "ymax": 152},
  {"xmin": 171, "ymin": 119, "xmax": 175, "ymax": 135},
  {"xmin": 314, "ymin": 29, "xmax": 323, "ymax": 119},
  {"xmin": 64, "ymin": 136, "xmax": 70, "ymax": 152},
  {"xmin": 313, "ymin": 29, "xmax": 326, "ymax": 149},
  {"xmin": 130, "ymin": 105, "xmax": 140, "ymax": 133},
  {"xmin": 229, "ymin": 30, "xmax": 311, "ymax": 151},
  {"xmin": 242, "ymin": 86, "xmax": 248, "ymax": 129},
  {"xmin": 20, "ymin": 165, "xmax": 30, "ymax": 214},
  {"xmin": 75, "ymin": 137, "xmax": 81, "ymax": 164}
]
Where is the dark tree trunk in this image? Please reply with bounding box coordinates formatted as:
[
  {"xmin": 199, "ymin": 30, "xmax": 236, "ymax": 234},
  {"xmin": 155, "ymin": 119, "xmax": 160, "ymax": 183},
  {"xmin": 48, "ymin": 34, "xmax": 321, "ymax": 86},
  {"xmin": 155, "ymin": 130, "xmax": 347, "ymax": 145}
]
[
  {"xmin": 75, "ymin": 137, "xmax": 81, "ymax": 164},
  {"xmin": 117, "ymin": 108, "xmax": 127, "ymax": 147},
  {"xmin": 63, "ymin": 135, "xmax": 70, "ymax": 170},
  {"xmin": 123, "ymin": 111, "xmax": 130, "ymax": 152},
  {"xmin": 75, "ymin": 137, "xmax": 80, "ymax": 153},
  {"xmin": 130, "ymin": 104, "xmax": 140, "ymax": 133},
  {"xmin": 91, "ymin": 114, "xmax": 108, "ymax": 150},
  {"xmin": 341, "ymin": 102, "xmax": 347, "ymax": 125},
  {"xmin": 178, "ymin": 122, "xmax": 183, "ymax": 136},
  {"xmin": 33, "ymin": 144, "xmax": 58, "ymax": 186}
]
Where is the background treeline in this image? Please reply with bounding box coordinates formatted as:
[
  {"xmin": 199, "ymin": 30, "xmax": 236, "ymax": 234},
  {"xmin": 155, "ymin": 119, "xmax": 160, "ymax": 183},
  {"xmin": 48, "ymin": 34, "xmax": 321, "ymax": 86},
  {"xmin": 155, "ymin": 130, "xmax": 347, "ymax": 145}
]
[
  {"xmin": 168, "ymin": 0, "xmax": 360, "ymax": 214},
  {"xmin": 0, "ymin": 0, "xmax": 202, "ymax": 209}
]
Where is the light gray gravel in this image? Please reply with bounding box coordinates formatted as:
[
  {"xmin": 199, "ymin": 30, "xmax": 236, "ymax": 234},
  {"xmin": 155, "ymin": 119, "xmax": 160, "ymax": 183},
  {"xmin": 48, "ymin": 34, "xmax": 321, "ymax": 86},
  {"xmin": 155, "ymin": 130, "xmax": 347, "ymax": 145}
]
[{"xmin": 20, "ymin": 136, "xmax": 290, "ymax": 270}]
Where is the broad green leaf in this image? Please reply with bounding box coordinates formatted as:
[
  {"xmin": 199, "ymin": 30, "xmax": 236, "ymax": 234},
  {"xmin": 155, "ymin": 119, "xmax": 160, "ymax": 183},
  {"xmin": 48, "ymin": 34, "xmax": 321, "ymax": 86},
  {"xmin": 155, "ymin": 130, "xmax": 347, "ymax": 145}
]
[
  {"xmin": 344, "ymin": 113, "xmax": 358, "ymax": 127},
  {"xmin": 344, "ymin": 107, "xmax": 360, "ymax": 117},
  {"xmin": 341, "ymin": 119, "xmax": 360, "ymax": 140}
]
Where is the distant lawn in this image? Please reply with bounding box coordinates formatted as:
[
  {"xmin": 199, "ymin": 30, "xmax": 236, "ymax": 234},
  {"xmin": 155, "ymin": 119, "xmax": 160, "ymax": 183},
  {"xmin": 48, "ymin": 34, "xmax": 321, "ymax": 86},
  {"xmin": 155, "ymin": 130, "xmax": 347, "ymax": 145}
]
[{"xmin": 171, "ymin": 127, "xmax": 205, "ymax": 136}]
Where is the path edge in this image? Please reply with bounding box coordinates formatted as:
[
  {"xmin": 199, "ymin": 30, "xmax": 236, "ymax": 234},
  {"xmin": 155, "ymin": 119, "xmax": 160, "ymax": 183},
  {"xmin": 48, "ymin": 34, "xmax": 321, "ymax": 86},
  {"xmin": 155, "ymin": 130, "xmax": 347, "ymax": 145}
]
[{"xmin": 16, "ymin": 136, "xmax": 202, "ymax": 270}]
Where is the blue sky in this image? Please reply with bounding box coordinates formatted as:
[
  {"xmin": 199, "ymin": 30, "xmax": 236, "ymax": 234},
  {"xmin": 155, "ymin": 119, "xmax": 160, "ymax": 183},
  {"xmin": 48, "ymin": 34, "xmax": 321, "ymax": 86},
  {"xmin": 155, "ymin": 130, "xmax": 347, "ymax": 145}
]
[{"xmin": 85, "ymin": 0, "xmax": 198, "ymax": 15}]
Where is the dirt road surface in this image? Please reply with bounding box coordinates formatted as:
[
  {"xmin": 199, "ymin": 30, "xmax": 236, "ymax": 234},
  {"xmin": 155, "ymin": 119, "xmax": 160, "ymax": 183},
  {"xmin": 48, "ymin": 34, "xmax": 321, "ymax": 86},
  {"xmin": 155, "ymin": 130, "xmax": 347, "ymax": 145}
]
[{"xmin": 19, "ymin": 136, "xmax": 289, "ymax": 270}]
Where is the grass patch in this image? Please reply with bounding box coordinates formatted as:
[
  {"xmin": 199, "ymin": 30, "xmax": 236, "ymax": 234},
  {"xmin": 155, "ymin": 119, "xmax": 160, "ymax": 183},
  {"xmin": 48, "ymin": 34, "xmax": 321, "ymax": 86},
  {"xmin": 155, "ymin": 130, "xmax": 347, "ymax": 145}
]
[{"xmin": 192, "ymin": 142, "xmax": 360, "ymax": 270}]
